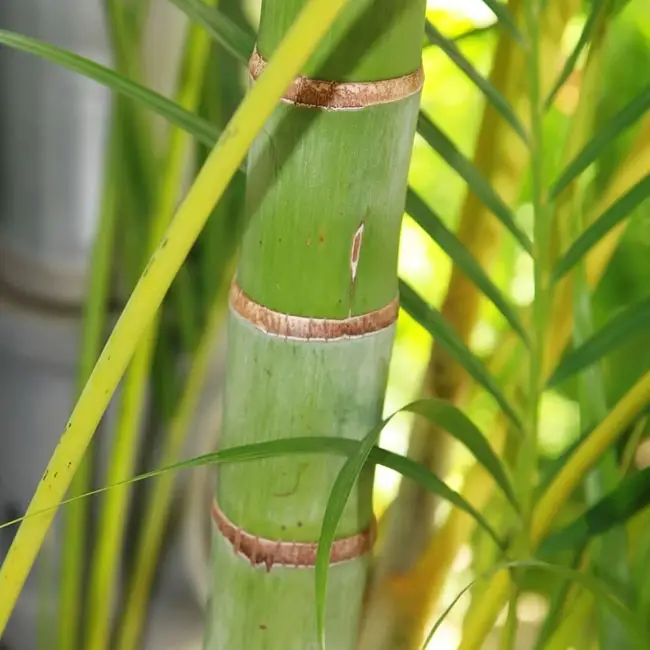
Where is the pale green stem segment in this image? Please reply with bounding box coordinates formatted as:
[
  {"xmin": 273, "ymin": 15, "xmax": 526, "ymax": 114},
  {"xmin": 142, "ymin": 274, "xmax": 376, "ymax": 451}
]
[{"xmin": 204, "ymin": 1, "xmax": 426, "ymax": 648}]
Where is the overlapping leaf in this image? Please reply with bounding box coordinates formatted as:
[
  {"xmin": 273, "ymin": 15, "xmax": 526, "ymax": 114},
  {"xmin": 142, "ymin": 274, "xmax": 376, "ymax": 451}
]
[
  {"xmin": 538, "ymin": 467, "xmax": 650, "ymax": 556},
  {"xmin": 314, "ymin": 398, "xmax": 516, "ymax": 648},
  {"xmin": 480, "ymin": 0, "xmax": 525, "ymax": 43},
  {"xmin": 417, "ymin": 112, "xmax": 533, "ymax": 254},
  {"xmin": 551, "ymin": 86, "xmax": 650, "ymax": 198},
  {"xmin": 406, "ymin": 189, "xmax": 529, "ymax": 344},
  {"xmin": 553, "ymin": 174, "xmax": 650, "ymax": 282},
  {"xmin": 168, "ymin": 0, "xmax": 254, "ymax": 63},
  {"xmin": 424, "ymin": 20, "xmax": 527, "ymax": 142},
  {"xmin": 423, "ymin": 560, "xmax": 647, "ymax": 649},
  {"xmin": 0, "ymin": 30, "xmax": 220, "ymax": 148},
  {"xmin": 549, "ymin": 292, "xmax": 650, "ymax": 386},
  {"xmin": 0, "ymin": 428, "xmax": 510, "ymax": 650},
  {"xmin": 399, "ymin": 280, "xmax": 522, "ymax": 428},
  {"xmin": 546, "ymin": 0, "xmax": 606, "ymax": 108}
]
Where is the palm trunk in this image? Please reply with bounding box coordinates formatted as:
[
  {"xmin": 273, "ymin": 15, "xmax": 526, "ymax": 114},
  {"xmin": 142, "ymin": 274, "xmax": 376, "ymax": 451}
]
[{"xmin": 203, "ymin": 1, "xmax": 425, "ymax": 648}]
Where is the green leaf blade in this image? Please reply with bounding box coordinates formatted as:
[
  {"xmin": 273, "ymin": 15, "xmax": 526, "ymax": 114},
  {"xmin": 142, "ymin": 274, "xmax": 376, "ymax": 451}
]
[
  {"xmin": 406, "ymin": 189, "xmax": 529, "ymax": 345},
  {"xmin": 399, "ymin": 280, "xmax": 522, "ymax": 429},
  {"xmin": 538, "ymin": 467, "xmax": 650, "ymax": 557},
  {"xmin": 551, "ymin": 87, "xmax": 650, "ymax": 199},
  {"xmin": 548, "ymin": 292, "xmax": 650, "ymax": 387},
  {"xmin": 315, "ymin": 398, "xmax": 513, "ymax": 648},
  {"xmin": 545, "ymin": 1, "xmax": 605, "ymax": 108},
  {"xmin": 416, "ymin": 112, "xmax": 532, "ymax": 254},
  {"xmin": 552, "ymin": 174, "xmax": 650, "ymax": 282},
  {"xmin": 424, "ymin": 21, "xmax": 528, "ymax": 143},
  {"xmin": 423, "ymin": 560, "xmax": 648, "ymax": 649},
  {"xmin": 168, "ymin": 0, "xmax": 255, "ymax": 64},
  {"xmin": 0, "ymin": 30, "xmax": 220, "ymax": 148}
]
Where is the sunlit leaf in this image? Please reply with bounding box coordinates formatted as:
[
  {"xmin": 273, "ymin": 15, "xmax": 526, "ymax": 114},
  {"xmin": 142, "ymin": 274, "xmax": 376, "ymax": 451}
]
[
  {"xmin": 551, "ymin": 87, "xmax": 650, "ymax": 198},
  {"xmin": 316, "ymin": 398, "xmax": 514, "ymax": 648},
  {"xmin": 0, "ymin": 437, "xmax": 504, "ymax": 546},
  {"xmin": 538, "ymin": 405, "xmax": 650, "ymax": 497},
  {"xmin": 545, "ymin": 0, "xmax": 606, "ymax": 108},
  {"xmin": 572, "ymin": 220, "xmax": 630, "ymax": 648},
  {"xmin": 538, "ymin": 467, "xmax": 650, "ymax": 556},
  {"xmin": 417, "ymin": 112, "xmax": 532, "ymax": 254},
  {"xmin": 424, "ymin": 21, "xmax": 527, "ymax": 143},
  {"xmin": 406, "ymin": 189, "xmax": 529, "ymax": 345},
  {"xmin": 422, "ymin": 560, "xmax": 647, "ymax": 649},
  {"xmin": 548, "ymin": 292, "xmax": 650, "ymax": 387},
  {"xmin": 0, "ymin": 432, "xmax": 505, "ymax": 650},
  {"xmin": 552, "ymin": 174, "xmax": 650, "ymax": 282},
  {"xmin": 399, "ymin": 280, "xmax": 522, "ymax": 429}
]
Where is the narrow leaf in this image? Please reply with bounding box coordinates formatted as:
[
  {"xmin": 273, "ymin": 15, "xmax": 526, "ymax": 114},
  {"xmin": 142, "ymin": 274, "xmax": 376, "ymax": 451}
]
[
  {"xmin": 549, "ymin": 292, "xmax": 650, "ymax": 387},
  {"xmin": 423, "ymin": 560, "xmax": 647, "ymax": 649},
  {"xmin": 538, "ymin": 407, "xmax": 650, "ymax": 496},
  {"xmin": 400, "ymin": 280, "xmax": 522, "ymax": 429},
  {"xmin": 417, "ymin": 112, "xmax": 532, "ymax": 253},
  {"xmin": 0, "ymin": 437, "xmax": 504, "ymax": 548},
  {"xmin": 538, "ymin": 467, "xmax": 650, "ymax": 556},
  {"xmin": 316, "ymin": 398, "xmax": 513, "ymax": 648},
  {"xmin": 404, "ymin": 400, "xmax": 517, "ymax": 509},
  {"xmin": 425, "ymin": 21, "xmax": 527, "ymax": 143},
  {"xmin": 439, "ymin": 23, "xmax": 496, "ymax": 45},
  {"xmin": 480, "ymin": 0, "xmax": 525, "ymax": 43},
  {"xmin": 0, "ymin": 30, "xmax": 220, "ymax": 148},
  {"xmin": 572, "ymin": 214, "xmax": 630, "ymax": 649},
  {"xmin": 551, "ymin": 87, "xmax": 650, "ymax": 198},
  {"xmin": 533, "ymin": 546, "xmax": 588, "ymax": 650},
  {"xmin": 372, "ymin": 447, "xmax": 504, "ymax": 536},
  {"xmin": 552, "ymin": 174, "xmax": 650, "ymax": 282},
  {"xmin": 168, "ymin": 0, "xmax": 255, "ymax": 64},
  {"xmin": 406, "ymin": 189, "xmax": 529, "ymax": 345},
  {"xmin": 545, "ymin": 1, "xmax": 605, "ymax": 108}
]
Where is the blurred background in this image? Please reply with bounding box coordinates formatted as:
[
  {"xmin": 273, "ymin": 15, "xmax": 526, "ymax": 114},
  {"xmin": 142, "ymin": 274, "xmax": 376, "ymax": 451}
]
[{"xmin": 0, "ymin": 0, "xmax": 649, "ymax": 649}]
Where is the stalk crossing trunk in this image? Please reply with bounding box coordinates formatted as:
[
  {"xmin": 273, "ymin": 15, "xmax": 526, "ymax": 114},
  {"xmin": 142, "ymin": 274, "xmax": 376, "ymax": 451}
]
[{"xmin": 203, "ymin": 2, "xmax": 426, "ymax": 648}]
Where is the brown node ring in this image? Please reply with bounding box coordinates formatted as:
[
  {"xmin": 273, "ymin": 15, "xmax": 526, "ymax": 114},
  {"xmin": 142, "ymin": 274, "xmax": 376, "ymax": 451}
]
[
  {"xmin": 229, "ymin": 281, "xmax": 399, "ymax": 341},
  {"xmin": 249, "ymin": 47, "xmax": 424, "ymax": 110},
  {"xmin": 212, "ymin": 500, "xmax": 376, "ymax": 571}
]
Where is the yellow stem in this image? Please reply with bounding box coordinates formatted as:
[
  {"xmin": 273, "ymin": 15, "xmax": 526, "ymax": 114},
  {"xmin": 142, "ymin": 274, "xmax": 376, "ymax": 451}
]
[
  {"xmin": 532, "ymin": 371, "xmax": 650, "ymax": 543},
  {"xmin": 0, "ymin": 0, "xmax": 352, "ymax": 633},
  {"xmin": 546, "ymin": 114, "xmax": 650, "ymax": 376},
  {"xmin": 459, "ymin": 371, "xmax": 650, "ymax": 650},
  {"xmin": 84, "ymin": 8, "xmax": 216, "ymax": 649},
  {"xmin": 115, "ymin": 286, "xmax": 229, "ymax": 650}
]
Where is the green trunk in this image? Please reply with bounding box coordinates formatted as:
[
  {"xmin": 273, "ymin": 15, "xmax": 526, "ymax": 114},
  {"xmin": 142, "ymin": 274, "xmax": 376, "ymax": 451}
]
[{"xmin": 203, "ymin": 2, "xmax": 425, "ymax": 648}]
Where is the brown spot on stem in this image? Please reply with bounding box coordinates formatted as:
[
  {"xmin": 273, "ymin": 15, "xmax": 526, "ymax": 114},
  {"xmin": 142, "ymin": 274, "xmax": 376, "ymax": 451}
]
[
  {"xmin": 212, "ymin": 500, "xmax": 376, "ymax": 570},
  {"xmin": 229, "ymin": 280, "xmax": 398, "ymax": 340},
  {"xmin": 250, "ymin": 49, "xmax": 424, "ymax": 111}
]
